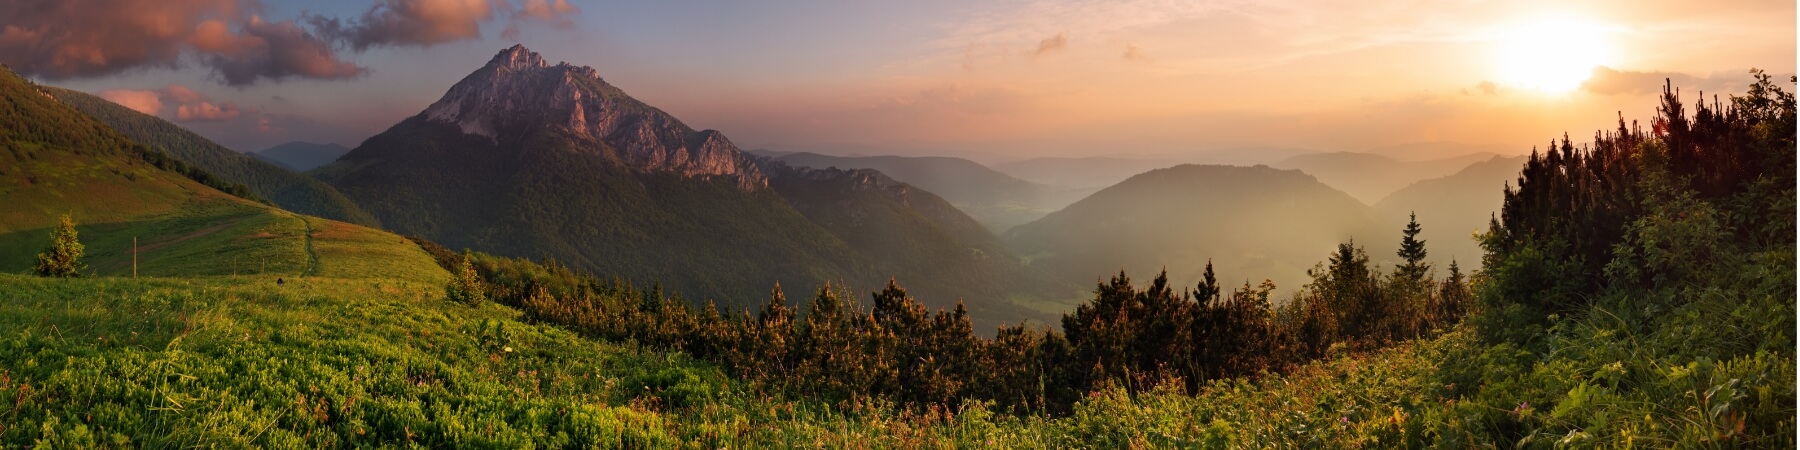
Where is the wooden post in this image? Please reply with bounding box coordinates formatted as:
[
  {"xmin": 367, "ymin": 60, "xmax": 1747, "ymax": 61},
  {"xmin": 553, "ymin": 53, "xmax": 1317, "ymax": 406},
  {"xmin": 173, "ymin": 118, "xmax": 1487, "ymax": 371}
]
[{"xmin": 132, "ymin": 237, "xmax": 137, "ymax": 278}]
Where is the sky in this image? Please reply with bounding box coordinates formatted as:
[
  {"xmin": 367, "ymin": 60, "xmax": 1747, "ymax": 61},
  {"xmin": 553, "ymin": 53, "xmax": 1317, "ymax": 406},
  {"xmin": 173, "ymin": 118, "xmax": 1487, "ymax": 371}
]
[{"xmin": 3, "ymin": 0, "xmax": 1793, "ymax": 162}]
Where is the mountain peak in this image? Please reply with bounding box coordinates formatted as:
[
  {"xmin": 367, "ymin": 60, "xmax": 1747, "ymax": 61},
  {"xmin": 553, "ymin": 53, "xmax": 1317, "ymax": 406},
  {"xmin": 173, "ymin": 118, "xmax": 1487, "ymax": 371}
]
[
  {"xmin": 489, "ymin": 44, "xmax": 547, "ymax": 71},
  {"xmin": 414, "ymin": 46, "xmax": 766, "ymax": 189}
]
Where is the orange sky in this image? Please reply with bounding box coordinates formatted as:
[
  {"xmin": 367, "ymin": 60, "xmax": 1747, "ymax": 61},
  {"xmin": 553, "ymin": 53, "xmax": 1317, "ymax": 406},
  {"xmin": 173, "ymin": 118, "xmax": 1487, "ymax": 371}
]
[{"xmin": 12, "ymin": 0, "xmax": 1794, "ymax": 160}]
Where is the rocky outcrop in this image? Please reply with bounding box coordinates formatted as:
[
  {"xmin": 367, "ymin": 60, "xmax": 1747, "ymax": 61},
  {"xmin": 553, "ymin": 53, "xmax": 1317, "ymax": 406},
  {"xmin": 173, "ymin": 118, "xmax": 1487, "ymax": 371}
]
[{"xmin": 422, "ymin": 45, "xmax": 765, "ymax": 190}]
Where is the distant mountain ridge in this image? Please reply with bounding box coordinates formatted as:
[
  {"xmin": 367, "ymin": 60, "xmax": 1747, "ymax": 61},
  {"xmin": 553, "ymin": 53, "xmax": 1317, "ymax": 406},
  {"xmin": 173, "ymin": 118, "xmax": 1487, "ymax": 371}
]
[
  {"xmin": 250, "ymin": 142, "xmax": 350, "ymax": 172},
  {"xmin": 1005, "ymin": 164, "xmax": 1394, "ymax": 298},
  {"xmin": 992, "ymin": 156, "xmax": 1184, "ymax": 190},
  {"xmin": 771, "ymin": 151, "xmax": 1092, "ymax": 232},
  {"xmin": 1375, "ymin": 155, "xmax": 1528, "ymax": 270},
  {"xmin": 316, "ymin": 45, "xmax": 1061, "ymax": 327},
  {"xmin": 1272, "ymin": 151, "xmax": 1498, "ymax": 204}
]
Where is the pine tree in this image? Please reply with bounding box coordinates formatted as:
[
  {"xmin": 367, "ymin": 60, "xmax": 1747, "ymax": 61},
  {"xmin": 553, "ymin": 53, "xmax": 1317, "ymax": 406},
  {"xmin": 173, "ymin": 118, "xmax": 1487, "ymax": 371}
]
[
  {"xmin": 1395, "ymin": 212, "xmax": 1430, "ymax": 283},
  {"xmin": 1194, "ymin": 260, "xmax": 1221, "ymax": 305},
  {"xmin": 33, "ymin": 214, "xmax": 85, "ymax": 278}
]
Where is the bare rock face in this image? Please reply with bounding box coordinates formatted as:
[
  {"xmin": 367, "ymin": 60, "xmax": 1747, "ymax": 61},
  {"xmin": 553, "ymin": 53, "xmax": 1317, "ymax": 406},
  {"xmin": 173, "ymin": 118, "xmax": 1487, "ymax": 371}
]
[{"xmin": 422, "ymin": 45, "xmax": 765, "ymax": 189}]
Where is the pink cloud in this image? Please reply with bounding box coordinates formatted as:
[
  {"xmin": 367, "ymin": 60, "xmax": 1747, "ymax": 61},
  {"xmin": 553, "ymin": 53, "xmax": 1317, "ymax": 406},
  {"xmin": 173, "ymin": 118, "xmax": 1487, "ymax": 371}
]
[
  {"xmin": 174, "ymin": 99, "xmax": 241, "ymax": 122},
  {"xmin": 0, "ymin": 0, "xmax": 361, "ymax": 85},
  {"xmin": 97, "ymin": 84, "xmax": 245, "ymax": 122},
  {"xmin": 98, "ymin": 89, "xmax": 163, "ymax": 115},
  {"xmin": 0, "ymin": 0, "xmax": 577, "ymax": 85}
]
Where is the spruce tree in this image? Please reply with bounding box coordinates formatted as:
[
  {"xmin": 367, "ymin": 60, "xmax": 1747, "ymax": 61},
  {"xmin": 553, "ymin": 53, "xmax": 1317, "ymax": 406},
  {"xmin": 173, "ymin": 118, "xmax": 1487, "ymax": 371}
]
[
  {"xmin": 1194, "ymin": 260, "xmax": 1220, "ymax": 305},
  {"xmin": 33, "ymin": 214, "xmax": 85, "ymax": 278},
  {"xmin": 1395, "ymin": 212, "xmax": 1430, "ymax": 283}
]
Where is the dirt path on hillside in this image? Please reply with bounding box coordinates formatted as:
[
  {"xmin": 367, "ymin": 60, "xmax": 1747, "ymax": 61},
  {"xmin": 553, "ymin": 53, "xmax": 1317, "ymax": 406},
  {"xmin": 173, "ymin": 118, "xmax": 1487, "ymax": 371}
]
[{"xmin": 302, "ymin": 218, "xmax": 320, "ymax": 277}]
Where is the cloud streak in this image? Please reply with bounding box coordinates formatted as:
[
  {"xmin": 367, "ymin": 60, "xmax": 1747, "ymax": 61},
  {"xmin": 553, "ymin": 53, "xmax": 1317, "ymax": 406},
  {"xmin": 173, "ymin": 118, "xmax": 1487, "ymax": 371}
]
[
  {"xmin": 1581, "ymin": 66, "xmax": 1750, "ymax": 96},
  {"xmin": 1032, "ymin": 32, "xmax": 1067, "ymax": 57},
  {"xmin": 308, "ymin": 0, "xmax": 581, "ymax": 50}
]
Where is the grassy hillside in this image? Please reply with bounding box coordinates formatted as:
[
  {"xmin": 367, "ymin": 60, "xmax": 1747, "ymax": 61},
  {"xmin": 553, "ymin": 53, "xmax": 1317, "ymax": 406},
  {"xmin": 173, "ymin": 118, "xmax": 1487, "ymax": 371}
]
[
  {"xmin": 45, "ymin": 87, "xmax": 379, "ymax": 227},
  {"xmin": 0, "ymin": 66, "xmax": 437, "ymax": 284}
]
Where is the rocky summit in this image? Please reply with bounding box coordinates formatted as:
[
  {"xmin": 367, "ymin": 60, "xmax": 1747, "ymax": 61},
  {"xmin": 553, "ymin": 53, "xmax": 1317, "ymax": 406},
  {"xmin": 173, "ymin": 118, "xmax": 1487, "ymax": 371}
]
[{"xmin": 422, "ymin": 45, "xmax": 764, "ymax": 190}]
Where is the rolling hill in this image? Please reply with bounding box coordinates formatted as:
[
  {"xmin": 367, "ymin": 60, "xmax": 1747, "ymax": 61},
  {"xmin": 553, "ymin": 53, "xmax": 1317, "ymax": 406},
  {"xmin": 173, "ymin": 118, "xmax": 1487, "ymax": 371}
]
[
  {"xmin": 1374, "ymin": 155, "xmax": 1528, "ymax": 271},
  {"xmin": 1005, "ymin": 164, "xmax": 1394, "ymax": 298},
  {"xmin": 314, "ymin": 45, "xmax": 1059, "ymax": 326},
  {"xmin": 1270, "ymin": 151, "xmax": 1497, "ymax": 204},
  {"xmin": 0, "ymin": 67, "xmax": 442, "ymax": 283},
  {"xmin": 250, "ymin": 141, "xmax": 352, "ymax": 172},
  {"xmin": 44, "ymin": 87, "xmax": 380, "ymax": 227},
  {"xmin": 771, "ymin": 151, "xmax": 1092, "ymax": 232}
]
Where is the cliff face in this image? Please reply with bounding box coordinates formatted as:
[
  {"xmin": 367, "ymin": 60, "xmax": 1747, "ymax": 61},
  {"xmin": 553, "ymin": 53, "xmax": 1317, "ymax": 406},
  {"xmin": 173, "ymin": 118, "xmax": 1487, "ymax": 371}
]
[{"xmin": 421, "ymin": 45, "xmax": 764, "ymax": 189}]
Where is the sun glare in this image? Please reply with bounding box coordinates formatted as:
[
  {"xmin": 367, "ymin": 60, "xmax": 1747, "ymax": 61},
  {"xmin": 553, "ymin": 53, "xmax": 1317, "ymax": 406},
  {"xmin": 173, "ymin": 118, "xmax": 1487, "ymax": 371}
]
[{"xmin": 1495, "ymin": 17, "xmax": 1616, "ymax": 94}]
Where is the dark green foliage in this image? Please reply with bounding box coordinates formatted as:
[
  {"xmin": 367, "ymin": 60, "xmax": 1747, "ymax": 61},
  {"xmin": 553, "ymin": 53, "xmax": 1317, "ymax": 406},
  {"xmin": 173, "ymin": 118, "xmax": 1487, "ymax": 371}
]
[
  {"xmin": 132, "ymin": 144, "xmax": 264, "ymax": 203},
  {"xmin": 1483, "ymin": 70, "xmax": 1797, "ymax": 330},
  {"xmin": 44, "ymin": 86, "xmax": 379, "ymax": 226},
  {"xmin": 0, "ymin": 70, "xmax": 134, "ymax": 158},
  {"xmin": 1452, "ymin": 70, "xmax": 1797, "ymax": 445},
  {"xmin": 31, "ymin": 214, "xmax": 85, "ymax": 277},
  {"xmin": 1394, "ymin": 212, "xmax": 1429, "ymax": 284}
]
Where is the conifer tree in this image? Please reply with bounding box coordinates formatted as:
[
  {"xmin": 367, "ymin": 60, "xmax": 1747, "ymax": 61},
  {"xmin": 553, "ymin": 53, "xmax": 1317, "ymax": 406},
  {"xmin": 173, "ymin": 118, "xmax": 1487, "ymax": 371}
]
[
  {"xmin": 33, "ymin": 214, "xmax": 85, "ymax": 278},
  {"xmin": 1194, "ymin": 260, "xmax": 1221, "ymax": 304},
  {"xmin": 1395, "ymin": 212, "xmax": 1430, "ymax": 284}
]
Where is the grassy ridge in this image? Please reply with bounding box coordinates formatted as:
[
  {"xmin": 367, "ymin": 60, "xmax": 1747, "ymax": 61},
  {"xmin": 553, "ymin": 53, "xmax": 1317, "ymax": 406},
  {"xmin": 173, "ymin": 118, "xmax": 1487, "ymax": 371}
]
[
  {"xmin": 44, "ymin": 87, "xmax": 380, "ymax": 227},
  {"xmin": 0, "ymin": 200, "xmax": 446, "ymax": 283}
]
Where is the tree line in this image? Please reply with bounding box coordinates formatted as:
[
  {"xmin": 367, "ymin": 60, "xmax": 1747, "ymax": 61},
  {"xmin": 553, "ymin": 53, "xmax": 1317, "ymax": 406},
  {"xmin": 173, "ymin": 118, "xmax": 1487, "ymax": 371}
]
[{"xmin": 423, "ymin": 212, "xmax": 1473, "ymax": 415}]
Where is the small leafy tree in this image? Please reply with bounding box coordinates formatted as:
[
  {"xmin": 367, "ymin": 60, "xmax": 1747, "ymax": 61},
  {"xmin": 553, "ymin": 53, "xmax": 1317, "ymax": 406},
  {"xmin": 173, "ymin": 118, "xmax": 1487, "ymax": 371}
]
[
  {"xmin": 33, "ymin": 214, "xmax": 85, "ymax": 278},
  {"xmin": 446, "ymin": 250, "xmax": 486, "ymax": 306}
]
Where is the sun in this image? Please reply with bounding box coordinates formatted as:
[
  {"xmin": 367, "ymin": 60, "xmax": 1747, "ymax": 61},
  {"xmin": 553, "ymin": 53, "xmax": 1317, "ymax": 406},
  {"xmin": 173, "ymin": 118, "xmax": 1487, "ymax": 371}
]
[{"xmin": 1494, "ymin": 17, "xmax": 1616, "ymax": 94}]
